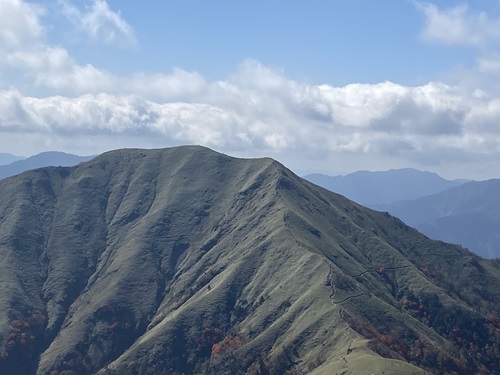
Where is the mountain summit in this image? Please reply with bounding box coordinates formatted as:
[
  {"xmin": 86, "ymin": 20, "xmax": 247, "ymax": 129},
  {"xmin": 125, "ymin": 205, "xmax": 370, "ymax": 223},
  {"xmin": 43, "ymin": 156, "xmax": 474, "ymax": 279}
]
[{"xmin": 0, "ymin": 146, "xmax": 498, "ymax": 375}]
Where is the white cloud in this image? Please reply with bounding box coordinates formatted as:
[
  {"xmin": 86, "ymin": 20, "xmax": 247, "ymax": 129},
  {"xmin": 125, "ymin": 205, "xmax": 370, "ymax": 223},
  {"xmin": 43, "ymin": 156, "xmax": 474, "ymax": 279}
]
[
  {"xmin": 58, "ymin": 0, "xmax": 136, "ymax": 46},
  {"xmin": 0, "ymin": 0, "xmax": 115, "ymax": 94},
  {"xmin": 4, "ymin": 44, "xmax": 113, "ymax": 92},
  {"xmin": 0, "ymin": 0, "xmax": 44, "ymax": 48},
  {"xmin": 1, "ymin": 1, "xmax": 500, "ymax": 179},
  {"xmin": 128, "ymin": 69, "xmax": 207, "ymax": 101},
  {"xmin": 2, "ymin": 62, "xmax": 500, "ymax": 167},
  {"xmin": 414, "ymin": 3, "xmax": 500, "ymax": 101},
  {"xmin": 2, "ymin": 58, "xmax": 500, "ymax": 179},
  {"xmin": 416, "ymin": 2, "xmax": 500, "ymax": 47},
  {"xmin": 477, "ymin": 55, "xmax": 500, "ymax": 73}
]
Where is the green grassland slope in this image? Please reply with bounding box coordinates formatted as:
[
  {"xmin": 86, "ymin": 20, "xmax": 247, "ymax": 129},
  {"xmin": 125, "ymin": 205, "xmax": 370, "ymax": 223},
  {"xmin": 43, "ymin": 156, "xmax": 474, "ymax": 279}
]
[{"xmin": 0, "ymin": 146, "xmax": 498, "ymax": 375}]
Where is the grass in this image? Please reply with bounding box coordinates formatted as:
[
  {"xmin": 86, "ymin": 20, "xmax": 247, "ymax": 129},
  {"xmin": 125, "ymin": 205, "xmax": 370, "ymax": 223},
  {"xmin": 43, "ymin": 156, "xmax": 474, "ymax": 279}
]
[{"xmin": 0, "ymin": 146, "xmax": 497, "ymax": 374}]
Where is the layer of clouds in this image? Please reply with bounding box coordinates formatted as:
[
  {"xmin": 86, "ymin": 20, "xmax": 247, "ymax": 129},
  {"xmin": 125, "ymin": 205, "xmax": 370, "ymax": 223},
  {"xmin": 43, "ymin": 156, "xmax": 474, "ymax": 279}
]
[
  {"xmin": 0, "ymin": 0, "xmax": 43, "ymax": 48},
  {"xmin": 2, "ymin": 61, "xmax": 500, "ymax": 160},
  {"xmin": 416, "ymin": 2, "xmax": 500, "ymax": 47},
  {"xmin": 1, "ymin": 0, "xmax": 500, "ymax": 179}
]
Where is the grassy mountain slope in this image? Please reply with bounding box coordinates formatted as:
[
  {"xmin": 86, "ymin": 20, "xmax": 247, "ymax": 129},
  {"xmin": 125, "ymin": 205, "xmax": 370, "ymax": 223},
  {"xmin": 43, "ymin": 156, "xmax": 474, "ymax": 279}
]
[
  {"xmin": 0, "ymin": 147, "xmax": 498, "ymax": 375},
  {"xmin": 304, "ymin": 169, "xmax": 465, "ymax": 205},
  {"xmin": 375, "ymin": 179, "xmax": 500, "ymax": 258}
]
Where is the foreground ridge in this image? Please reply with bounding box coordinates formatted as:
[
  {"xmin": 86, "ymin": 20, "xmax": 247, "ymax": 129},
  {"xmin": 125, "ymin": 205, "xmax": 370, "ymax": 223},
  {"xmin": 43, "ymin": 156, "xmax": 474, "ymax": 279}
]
[{"xmin": 0, "ymin": 146, "xmax": 498, "ymax": 375}]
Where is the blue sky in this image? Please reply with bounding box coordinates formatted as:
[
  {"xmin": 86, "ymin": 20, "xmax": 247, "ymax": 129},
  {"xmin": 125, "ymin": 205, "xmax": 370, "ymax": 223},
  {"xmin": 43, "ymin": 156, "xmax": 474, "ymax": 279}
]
[
  {"xmin": 46, "ymin": 1, "xmax": 474, "ymax": 85},
  {"xmin": 2, "ymin": 0, "xmax": 500, "ymax": 179}
]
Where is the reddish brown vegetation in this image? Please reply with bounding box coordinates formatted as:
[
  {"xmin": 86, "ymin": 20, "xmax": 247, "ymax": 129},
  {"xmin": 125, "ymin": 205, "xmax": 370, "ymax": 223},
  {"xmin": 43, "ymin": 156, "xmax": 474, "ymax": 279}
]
[
  {"xmin": 0, "ymin": 312, "xmax": 47, "ymax": 375},
  {"xmin": 210, "ymin": 335, "xmax": 243, "ymax": 365},
  {"xmin": 4, "ymin": 312, "xmax": 46, "ymax": 352},
  {"xmin": 191, "ymin": 326, "xmax": 224, "ymax": 359},
  {"xmin": 346, "ymin": 291, "xmax": 500, "ymax": 374},
  {"xmin": 418, "ymin": 262, "xmax": 438, "ymax": 278}
]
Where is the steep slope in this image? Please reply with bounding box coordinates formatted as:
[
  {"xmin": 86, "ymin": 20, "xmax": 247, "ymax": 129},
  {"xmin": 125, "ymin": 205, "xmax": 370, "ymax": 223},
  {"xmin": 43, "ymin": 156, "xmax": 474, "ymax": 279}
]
[
  {"xmin": 304, "ymin": 169, "xmax": 465, "ymax": 205},
  {"xmin": 0, "ymin": 147, "xmax": 498, "ymax": 375},
  {"xmin": 376, "ymin": 179, "xmax": 500, "ymax": 258},
  {"xmin": 0, "ymin": 151, "xmax": 93, "ymax": 180}
]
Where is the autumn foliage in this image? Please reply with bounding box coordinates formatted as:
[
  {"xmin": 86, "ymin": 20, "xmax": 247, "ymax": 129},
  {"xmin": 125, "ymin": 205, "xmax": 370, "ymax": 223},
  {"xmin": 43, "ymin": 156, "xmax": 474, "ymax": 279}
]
[{"xmin": 210, "ymin": 335, "xmax": 243, "ymax": 365}]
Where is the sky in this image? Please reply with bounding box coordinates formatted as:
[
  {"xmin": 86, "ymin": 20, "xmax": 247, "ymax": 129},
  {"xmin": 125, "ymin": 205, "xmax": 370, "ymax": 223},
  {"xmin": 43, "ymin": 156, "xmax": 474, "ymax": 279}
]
[{"xmin": 1, "ymin": 0, "xmax": 500, "ymax": 179}]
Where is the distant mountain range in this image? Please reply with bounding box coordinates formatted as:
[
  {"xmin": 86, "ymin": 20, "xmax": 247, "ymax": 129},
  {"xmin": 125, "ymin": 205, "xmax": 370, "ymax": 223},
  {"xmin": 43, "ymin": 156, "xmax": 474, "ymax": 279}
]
[
  {"xmin": 0, "ymin": 153, "xmax": 25, "ymax": 166},
  {"xmin": 0, "ymin": 146, "xmax": 498, "ymax": 374},
  {"xmin": 0, "ymin": 151, "xmax": 93, "ymax": 180},
  {"xmin": 304, "ymin": 169, "xmax": 466, "ymax": 205},
  {"xmin": 304, "ymin": 169, "xmax": 499, "ymax": 259},
  {"xmin": 375, "ymin": 179, "xmax": 500, "ymax": 259}
]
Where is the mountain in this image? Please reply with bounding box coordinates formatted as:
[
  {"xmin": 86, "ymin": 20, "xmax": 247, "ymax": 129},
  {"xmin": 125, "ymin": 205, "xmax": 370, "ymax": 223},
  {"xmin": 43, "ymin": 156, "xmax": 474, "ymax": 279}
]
[
  {"xmin": 0, "ymin": 146, "xmax": 498, "ymax": 375},
  {"xmin": 0, "ymin": 153, "xmax": 25, "ymax": 166},
  {"xmin": 304, "ymin": 169, "xmax": 465, "ymax": 206},
  {"xmin": 0, "ymin": 151, "xmax": 93, "ymax": 180},
  {"xmin": 375, "ymin": 179, "xmax": 500, "ymax": 259}
]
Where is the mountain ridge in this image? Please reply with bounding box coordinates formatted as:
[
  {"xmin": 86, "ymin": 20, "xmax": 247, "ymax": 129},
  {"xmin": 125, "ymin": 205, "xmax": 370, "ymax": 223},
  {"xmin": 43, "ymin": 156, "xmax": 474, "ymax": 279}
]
[
  {"xmin": 0, "ymin": 146, "xmax": 498, "ymax": 374},
  {"xmin": 374, "ymin": 179, "xmax": 500, "ymax": 259},
  {"xmin": 304, "ymin": 168, "xmax": 466, "ymax": 205},
  {"xmin": 0, "ymin": 151, "xmax": 93, "ymax": 180},
  {"xmin": 0, "ymin": 153, "xmax": 25, "ymax": 166}
]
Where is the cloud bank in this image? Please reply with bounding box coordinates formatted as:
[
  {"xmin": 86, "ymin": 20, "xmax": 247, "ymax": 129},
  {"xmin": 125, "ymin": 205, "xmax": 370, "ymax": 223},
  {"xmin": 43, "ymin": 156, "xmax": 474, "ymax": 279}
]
[
  {"xmin": 2, "ymin": 61, "xmax": 499, "ymax": 161},
  {"xmin": 1, "ymin": 0, "xmax": 500, "ymax": 179}
]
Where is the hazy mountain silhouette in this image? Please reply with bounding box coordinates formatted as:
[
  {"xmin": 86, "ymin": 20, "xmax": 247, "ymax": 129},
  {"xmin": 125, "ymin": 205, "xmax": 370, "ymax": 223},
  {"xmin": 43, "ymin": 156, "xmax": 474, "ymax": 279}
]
[
  {"xmin": 304, "ymin": 169, "xmax": 465, "ymax": 205},
  {"xmin": 0, "ymin": 153, "xmax": 25, "ymax": 166},
  {"xmin": 0, "ymin": 147, "xmax": 498, "ymax": 375},
  {"xmin": 376, "ymin": 179, "xmax": 500, "ymax": 259},
  {"xmin": 0, "ymin": 151, "xmax": 93, "ymax": 180}
]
